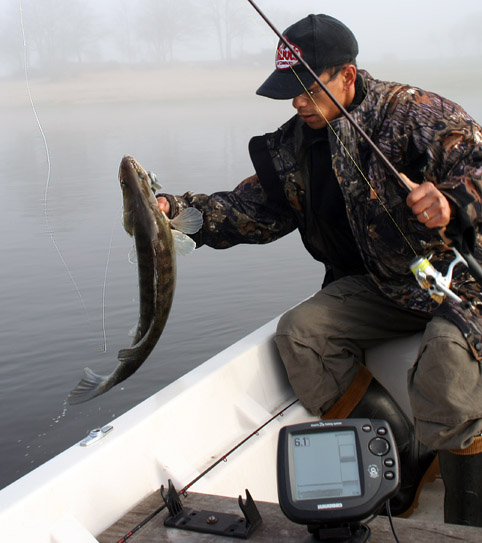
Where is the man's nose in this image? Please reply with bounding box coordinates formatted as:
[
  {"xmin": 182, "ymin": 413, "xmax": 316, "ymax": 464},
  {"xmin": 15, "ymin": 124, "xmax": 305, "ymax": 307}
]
[{"xmin": 292, "ymin": 93, "xmax": 309, "ymax": 109}]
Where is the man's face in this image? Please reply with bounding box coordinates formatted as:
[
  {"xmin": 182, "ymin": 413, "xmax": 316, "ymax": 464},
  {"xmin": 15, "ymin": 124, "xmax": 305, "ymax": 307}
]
[{"xmin": 291, "ymin": 65, "xmax": 355, "ymax": 130}]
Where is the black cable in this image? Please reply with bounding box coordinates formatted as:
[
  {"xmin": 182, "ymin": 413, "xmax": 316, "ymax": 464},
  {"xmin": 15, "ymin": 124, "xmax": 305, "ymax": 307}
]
[{"xmin": 385, "ymin": 500, "xmax": 401, "ymax": 543}]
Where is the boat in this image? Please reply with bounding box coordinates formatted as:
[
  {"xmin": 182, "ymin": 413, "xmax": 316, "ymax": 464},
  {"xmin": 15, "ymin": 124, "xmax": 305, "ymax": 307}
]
[{"xmin": 0, "ymin": 310, "xmax": 478, "ymax": 542}]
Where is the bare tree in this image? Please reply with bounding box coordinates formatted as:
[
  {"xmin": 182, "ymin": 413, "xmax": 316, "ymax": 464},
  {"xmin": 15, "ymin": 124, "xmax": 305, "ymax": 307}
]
[
  {"xmin": 12, "ymin": 0, "xmax": 99, "ymax": 75},
  {"xmin": 0, "ymin": 3, "xmax": 25, "ymax": 77},
  {"xmin": 135, "ymin": 0, "xmax": 196, "ymax": 63},
  {"xmin": 203, "ymin": 0, "xmax": 260, "ymax": 61},
  {"xmin": 109, "ymin": 0, "xmax": 141, "ymax": 64}
]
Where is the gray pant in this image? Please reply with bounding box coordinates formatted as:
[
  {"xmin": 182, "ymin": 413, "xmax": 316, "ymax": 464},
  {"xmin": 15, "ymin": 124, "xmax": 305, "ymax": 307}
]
[{"xmin": 275, "ymin": 275, "xmax": 482, "ymax": 450}]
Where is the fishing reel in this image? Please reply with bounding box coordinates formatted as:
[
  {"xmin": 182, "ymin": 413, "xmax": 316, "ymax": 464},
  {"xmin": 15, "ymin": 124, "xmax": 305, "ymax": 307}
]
[{"xmin": 410, "ymin": 249, "xmax": 466, "ymax": 304}]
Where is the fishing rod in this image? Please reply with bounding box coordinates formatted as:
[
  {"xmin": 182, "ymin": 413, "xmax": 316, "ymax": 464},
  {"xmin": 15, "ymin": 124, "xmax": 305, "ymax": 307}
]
[
  {"xmin": 246, "ymin": 0, "xmax": 482, "ymax": 299},
  {"xmin": 246, "ymin": 0, "xmax": 411, "ymax": 192},
  {"xmin": 116, "ymin": 398, "xmax": 299, "ymax": 543}
]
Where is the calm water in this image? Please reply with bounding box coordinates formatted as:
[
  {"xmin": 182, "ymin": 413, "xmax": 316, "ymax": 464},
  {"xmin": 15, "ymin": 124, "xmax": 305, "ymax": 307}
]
[
  {"xmin": 0, "ymin": 96, "xmax": 323, "ymax": 489},
  {"xmin": 1, "ymin": 85, "xmax": 481, "ymax": 490}
]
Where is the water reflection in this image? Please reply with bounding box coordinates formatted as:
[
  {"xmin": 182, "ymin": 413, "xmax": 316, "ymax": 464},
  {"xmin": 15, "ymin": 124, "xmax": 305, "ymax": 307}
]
[{"xmin": 0, "ymin": 97, "xmax": 322, "ymax": 488}]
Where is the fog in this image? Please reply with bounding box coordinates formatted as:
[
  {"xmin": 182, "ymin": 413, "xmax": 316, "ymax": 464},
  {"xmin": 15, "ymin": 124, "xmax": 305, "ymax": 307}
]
[
  {"xmin": 1, "ymin": 0, "xmax": 482, "ymax": 489},
  {"xmin": 1, "ymin": 0, "xmax": 481, "ymax": 83}
]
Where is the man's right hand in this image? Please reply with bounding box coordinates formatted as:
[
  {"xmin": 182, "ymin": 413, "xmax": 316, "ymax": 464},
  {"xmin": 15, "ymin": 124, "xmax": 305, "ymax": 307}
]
[{"xmin": 156, "ymin": 196, "xmax": 170, "ymax": 215}]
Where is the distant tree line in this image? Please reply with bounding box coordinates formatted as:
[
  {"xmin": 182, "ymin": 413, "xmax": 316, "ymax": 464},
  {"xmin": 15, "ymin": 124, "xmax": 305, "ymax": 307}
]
[{"xmin": 1, "ymin": 0, "xmax": 269, "ymax": 77}]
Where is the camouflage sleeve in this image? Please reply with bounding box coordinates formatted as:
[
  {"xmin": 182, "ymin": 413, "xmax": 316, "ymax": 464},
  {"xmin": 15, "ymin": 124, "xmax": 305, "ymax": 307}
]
[
  {"xmin": 159, "ymin": 174, "xmax": 296, "ymax": 249},
  {"xmin": 382, "ymin": 86, "xmax": 482, "ymax": 250}
]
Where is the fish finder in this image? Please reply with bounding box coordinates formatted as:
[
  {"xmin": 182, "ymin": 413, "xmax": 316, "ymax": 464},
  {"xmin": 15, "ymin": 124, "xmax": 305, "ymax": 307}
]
[{"xmin": 277, "ymin": 419, "xmax": 400, "ymax": 542}]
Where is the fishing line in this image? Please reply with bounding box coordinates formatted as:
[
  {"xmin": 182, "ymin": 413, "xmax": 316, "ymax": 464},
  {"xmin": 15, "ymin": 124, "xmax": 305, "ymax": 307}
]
[
  {"xmin": 248, "ymin": 0, "xmax": 482, "ymax": 290},
  {"xmin": 289, "ymin": 66, "xmax": 418, "ymax": 257},
  {"xmin": 19, "ymin": 0, "xmax": 89, "ymax": 317},
  {"xmin": 100, "ymin": 205, "xmax": 125, "ymax": 353},
  {"xmin": 101, "ymin": 217, "xmax": 117, "ymax": 352},
  {"xmin": 20, "ymin": 1, "xmax": 117, "ymax": 354},
  {"xmin": 246, "ymin": 0, "xmax": 412, "ymax": 194}
]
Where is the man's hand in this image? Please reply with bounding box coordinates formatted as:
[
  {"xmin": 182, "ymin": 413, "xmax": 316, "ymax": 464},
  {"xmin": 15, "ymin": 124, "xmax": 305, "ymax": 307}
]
[
  {"xmin": 402, "ymin": 173, "xmax": 452, "ymax": 228},
  {"xmin": 156, "ymin": 196, "xmax": 170, "ymax": 215}
]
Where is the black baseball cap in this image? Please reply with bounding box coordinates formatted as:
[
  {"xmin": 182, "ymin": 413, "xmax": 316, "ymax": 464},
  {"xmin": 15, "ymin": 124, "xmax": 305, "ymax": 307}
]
[{"xmin": 256, "ymin": 14, "xmax": 358, "ymax": 100}]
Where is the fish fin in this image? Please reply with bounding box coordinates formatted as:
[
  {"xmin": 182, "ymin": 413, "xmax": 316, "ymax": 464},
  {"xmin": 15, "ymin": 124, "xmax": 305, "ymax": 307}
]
[
  {"xmin": 67, "ymin": 367, "xmax": 109, "ymax": 405},
  {"xmin": 171, "ymin": 229, "xmax": 196, "ymax": 256},
  {"xmin": 148, "ymin": 171, "xmax": 163, "ymax": 192},
  {"xmin": 128, "ymin": 244, "xmax": 137, "ymax": 264},
  {"xmin": 117, "ymin": 346, "xmax": 139, "ymax": 363},
  {"xmin": 170, "ymin": 207, "xmax": 203, "ymax": 235}
]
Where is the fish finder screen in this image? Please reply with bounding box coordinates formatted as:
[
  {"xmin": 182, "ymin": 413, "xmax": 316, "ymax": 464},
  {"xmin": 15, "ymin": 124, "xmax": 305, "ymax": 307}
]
[{"xmin": 290, "ymin": 430, "xmax": 362, "ymax": 501}]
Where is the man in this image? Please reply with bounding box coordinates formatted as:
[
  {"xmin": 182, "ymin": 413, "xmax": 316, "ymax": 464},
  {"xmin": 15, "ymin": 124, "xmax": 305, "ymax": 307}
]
[{"xmin": 157, "ymin": 14, "xmax": 482, "ymax": 525}]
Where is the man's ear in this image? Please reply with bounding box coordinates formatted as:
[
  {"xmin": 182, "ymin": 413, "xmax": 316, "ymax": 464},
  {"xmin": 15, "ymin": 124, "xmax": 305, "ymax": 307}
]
[{"xmin": 343, "ymin": 64, "xmax": 357, "ymax": 90}]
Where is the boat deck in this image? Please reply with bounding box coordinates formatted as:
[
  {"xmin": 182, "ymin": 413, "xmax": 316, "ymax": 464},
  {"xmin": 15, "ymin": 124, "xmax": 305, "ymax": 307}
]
[
  {"xmin": 99, "ymin": 480, "xmax": 481, "ymax": 543},
  {"xmin": 3, "ymin": 320, "xmax": 479, "ymax": 543}
]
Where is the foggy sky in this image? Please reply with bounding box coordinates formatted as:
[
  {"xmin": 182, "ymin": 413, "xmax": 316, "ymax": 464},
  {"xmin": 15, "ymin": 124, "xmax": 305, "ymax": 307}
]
[{"xmin": 2, "ymin": 0, "xmax": 481, "ymax": 77}]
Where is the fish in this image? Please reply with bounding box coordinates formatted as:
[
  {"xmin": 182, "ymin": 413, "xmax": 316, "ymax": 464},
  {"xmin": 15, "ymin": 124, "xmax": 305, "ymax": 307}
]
[{"xmin": 68, "ymin": 154, "xmax": 203, "ymax": 404}]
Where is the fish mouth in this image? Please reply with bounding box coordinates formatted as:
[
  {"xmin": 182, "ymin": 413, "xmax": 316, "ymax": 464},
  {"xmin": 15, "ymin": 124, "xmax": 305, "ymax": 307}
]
[
  {"xmin": 119, "ymin": 154, "xmax": 139, "ymax": 181},
  {"xmin": 68, "ymin": 153, "xmax": 203, "ymax": 405},
  {"xmin": 121, "ymin": 154, "xmax": 136, "ymax": 167},
  {"xmin": 119, "ymin": 155, "xmax": 150, "ymax": 195},
  {"xmin": 69, "ymin": 154, "xmax": 174, "ymax": 405},
  {"xmin": 118, "ymin": 155, "xmax": 152, "ymax": 236}
]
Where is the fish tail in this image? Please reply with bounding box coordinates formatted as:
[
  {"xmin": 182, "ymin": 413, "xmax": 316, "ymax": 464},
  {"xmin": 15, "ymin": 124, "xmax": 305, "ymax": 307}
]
[{"xmin": 67, "ymin": 367, "xmax": 110, "ymax": 405}]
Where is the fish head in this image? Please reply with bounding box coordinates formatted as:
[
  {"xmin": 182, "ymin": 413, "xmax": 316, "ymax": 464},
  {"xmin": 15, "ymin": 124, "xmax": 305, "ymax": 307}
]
[{"xmin": 119, "ymin": 155, "xmax": 159, "ymax": 235}]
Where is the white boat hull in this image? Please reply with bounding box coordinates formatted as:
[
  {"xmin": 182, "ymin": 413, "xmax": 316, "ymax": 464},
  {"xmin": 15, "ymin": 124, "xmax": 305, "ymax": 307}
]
[{"xmin": 0, "ymin": 314, "xmax": 421, "ymax": 542}]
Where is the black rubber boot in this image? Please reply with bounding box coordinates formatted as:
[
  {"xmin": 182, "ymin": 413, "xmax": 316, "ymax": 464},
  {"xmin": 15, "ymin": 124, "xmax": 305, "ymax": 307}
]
[
  {"xmin": 348, "ymin": 377, "xmax": 437, "ymax": 517},
  {"xmin": 439, "ymin": 442, "xmax": 482, "ymax": 527}
]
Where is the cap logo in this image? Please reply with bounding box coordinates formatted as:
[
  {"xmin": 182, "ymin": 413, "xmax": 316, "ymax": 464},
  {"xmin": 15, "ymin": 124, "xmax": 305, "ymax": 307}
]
[{"xmin": 275, "ymin": 37, "xmax": 302, "ymax": 70}]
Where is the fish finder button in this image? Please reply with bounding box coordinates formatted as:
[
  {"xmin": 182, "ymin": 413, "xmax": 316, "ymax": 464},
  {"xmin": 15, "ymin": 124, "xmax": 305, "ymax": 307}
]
[
  {"xmin": 277, "ymin": 419, "xmax": 400, "ymax": 536},
  {"xmin": 369, "ymin": 437, "xmax": 390, "ymax": 456}
]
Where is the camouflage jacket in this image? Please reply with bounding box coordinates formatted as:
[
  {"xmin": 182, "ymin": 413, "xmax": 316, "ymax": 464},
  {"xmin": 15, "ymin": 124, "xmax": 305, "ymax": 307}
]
[{"xmin": 165, "ymin": 70, "xmax": 482, "ymax": 359}]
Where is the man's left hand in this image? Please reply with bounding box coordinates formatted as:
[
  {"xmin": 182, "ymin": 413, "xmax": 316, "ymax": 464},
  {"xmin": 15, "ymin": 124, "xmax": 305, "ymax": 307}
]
[{"xmin": 402, "ymin": 173, "xmax": 452, "ymax": 228}]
